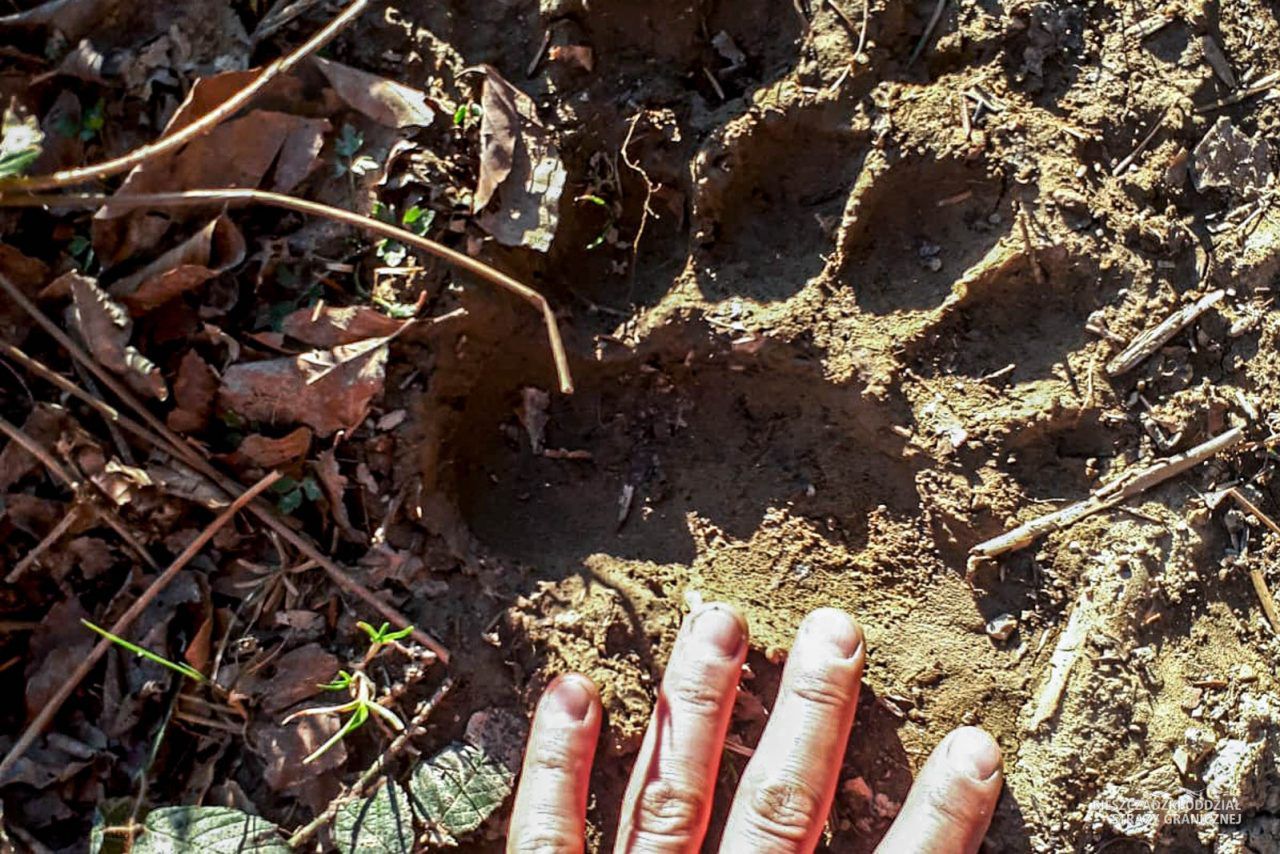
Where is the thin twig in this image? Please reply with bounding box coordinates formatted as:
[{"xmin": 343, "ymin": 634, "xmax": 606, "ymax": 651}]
[
  {"xmin": 0, "ymin": 472, "xmax": 280, "ymax": 781},
  {"xmin": 0, "ymin": 0, "xmax": 370, "ymax": 192},
  {"xmin": 0, "ymin": 414, "xmax": 76, "ymax": 487},
  {"xmin": 908, "ymin": 0, "xmax": 947, "ymax": 68},
  {"xmin": 856, "ymin": 0, "xmax": 870, "ymax": 57},
  {"xmin": 1195, "ymin": 70, "xmax": 1280, "ymax": 114},
  {"xmin": 1225, "ymin": 488, "xmax": 1280, "ymax": 635},
  {"xmin": 1111, "ymin": 108, "xmax": 1170, "ymax": 177},
  {"xmin": 0, "ymin": 275, "xmax": 451, "ymax": 664},
  {"xmin": 1, "ymin": 190, "xmax": 574, "ymax": 394},
  {"xmin": 287, "ymin": 676, "xmax": 455, "ymax": 848},
  {"xmin": 970, "ymin": 426, "xmax": 1244, "ymax": 563},
  {"xmin": 1017, "ymin": 201, "xmax": 1045, "ymax": 287},
  {"xmin": 1106, "ymin": 290, "xmax": 1225, "ymax": 376},
  {"xmin": 6, "ymin": 505, "xmax": 84, "ymax": 583}
]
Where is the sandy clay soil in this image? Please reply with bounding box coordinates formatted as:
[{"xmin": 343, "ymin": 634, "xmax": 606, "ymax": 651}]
[
  {"xmin": 402, "ymin": 1, "xmax": 1280, "ymax": 851},
  {"xmin": 4, "ymin": 0, "xmax": 1280, "ymax": 851}
]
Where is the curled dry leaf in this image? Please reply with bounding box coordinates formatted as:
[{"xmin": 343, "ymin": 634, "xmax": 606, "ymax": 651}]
[
  {"xmin": 218, "ymin": 337, "xmax": 391, "ymax": 436},
  {"xmin": 473, "ymin": 64, "xmax": 566, "ymax": 252},
  {"xmin": 68, "ymin": 274, "xmax": 168, "ymax": 401},
  {"xmin": 94, "ymin": 69, "xmax": 328, "ymax": 264},
  {"xmin": 108, "ymin": 215, "xmax": 247, "ymax": 314},
  {"xmin": 314, "ymin": 448, "xmax": 364, "ymax": 543},
  {"xmin": 167, "ymin": 350, "xmax": 218, "ymax": 433},
  {"xmin": 254, "ymin": 643, "xmax": 341, "ymax": 716},
  {"xmin": 225, "ymin": 426, "xmax": 314, "ymax": 469},
  {"xmin": 0, "ymin": 243, "xmax": 50, "ymax": 346},
  {"xmin": 281, "ymin": 303, "xmax": 407, "ymax": 348},
  {"xmin": 0, "ymin": 404, "xmax": 67, "ymax": 491},
  {"xmin": 313, "ymin": 56, "xmax": 435, "ymax": 128}
]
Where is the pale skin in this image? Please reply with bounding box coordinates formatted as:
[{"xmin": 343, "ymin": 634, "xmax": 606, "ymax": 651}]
[{"xmin": 507, "ymin": 605, "xmax": 1003, "ymax": 853}]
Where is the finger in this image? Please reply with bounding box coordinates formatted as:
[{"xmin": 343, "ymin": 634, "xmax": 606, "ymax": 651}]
[
  {"xmin": 720, "ymin": 608, "xmax": 864, "ymax": 853},
  {"xmin": 615, "ymin": 603, "xmax": 748, "ymax": 853},
  {"xmin": 507, "ymin": 674, "xmax": 602, "ymax": 854},
  {"xmin": 873, "ymin": 726, "xmax": 1003, "ymax": 854}
]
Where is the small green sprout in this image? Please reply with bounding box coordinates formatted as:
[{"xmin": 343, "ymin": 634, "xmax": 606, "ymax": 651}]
[
  {"xmin": 56, "ymin": 98, "xmax": 106, "ymax": 142},
  {"xmin": 283, "ymin": 669, "xmax": 404, "ymax": 764},
  {"xmin": 358, "ymin": 621, "xmax": 415, "ymax": 647},
  {"xmin": 82, "ymin": 620, "xmax": 205, "ymax": 683},
  {"xmin": 334, "ymin": 124, "xmax": 379, "ymax": 178},
  {"xmin": 375, "ymin": 203, "xmax": 435, "ymax": 267},
  {"xmin": 68, "ymin": 234, "xmax": 95, "ymax": 271},
  {"xmin": 452, "ymin": 102, "xmax": 481, "ymax": 128},
  {"xmin": 271, "ymin": 475, "xmax": 322, "ymax": 514},
  {"xmin": 576, "ymin": 194, "xmax": 614, "ymax": 250}
]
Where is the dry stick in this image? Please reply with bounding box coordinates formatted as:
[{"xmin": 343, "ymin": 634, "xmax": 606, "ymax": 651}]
[
  {"xmin": 1196, "ymin": 70, "xmax": 1280, "ymax": 114},
  {"xmin": 856, "ymin": 0, "xmax": 870, "ymax": 57},
  {"xmin": 0, "ymin": 413, "xmax": 76, "ymax": 487},
  {"xmin": 0, "ymin": 275, "xmax": 452, "ymax": 664},
  {"xmin": 0, "ymin": 0, "xmax": 370, "ymax": 192},
  {"xmin": 287, "ymin": 676, "xmax": 456, "ymax": 848},
  {"xmin": 1224, "ymin": 488, "xmax": 1280, "ymax": 635},
  {"xmin": 970, "ymin": 426, "xmax": 1245, "ymax": 562},
  {"xmin": 1017, "ymin": 201, "xmax": 1045, "ymax": 287},
  {"xmin": 1110, "ymin": 109, "xmax": 1170, "ymax": 177},
  {"xmin": 1106, "ymin": 290, "xmax": 1225, "ymax": 376},
  {"xmin": 0, "ymin": 472, "xmax": 279, "ymax": 782},
  {"xmin": 6, "ymin": 506, "xmax": 83, "ymax": 583},
  {"xmin": 908, "ymin": 0, "xmax": 947, "ymax": 67},
  {"xmin": 3, "ymin": 190, "xmax": 574, "ymax": 395}
]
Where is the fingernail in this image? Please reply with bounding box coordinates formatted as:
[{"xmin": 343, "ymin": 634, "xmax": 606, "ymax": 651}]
[
  {"xmin": 946, "ymin": 726, "xmax": 1002, "ymax": 782},
  {"xmin": 798, "ymin": 608, "xmax": 863, "ymax": 660},
  {"xmin": 545, "ymin": 674, "xmax": 595, "ymax": 724},
  {"xmin": 688, "ymin": 604, "xmax": 746, "ymax": 658}
]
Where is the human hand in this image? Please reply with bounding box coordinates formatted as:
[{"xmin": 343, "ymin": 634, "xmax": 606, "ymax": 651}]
[{"xmin": 506, "ymin": 605, "xmax": 1002, "ymax": 853}]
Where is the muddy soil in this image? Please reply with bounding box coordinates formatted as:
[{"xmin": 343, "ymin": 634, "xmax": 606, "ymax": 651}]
[{"xmin": 363, "ymin": 0, "xmax": 1280, "ymax": 851}]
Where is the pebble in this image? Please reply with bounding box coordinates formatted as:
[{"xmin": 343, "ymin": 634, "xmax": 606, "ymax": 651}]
[{"xmin": 986, "ymin": 613, "xmax": 1018, "ymax": 640}]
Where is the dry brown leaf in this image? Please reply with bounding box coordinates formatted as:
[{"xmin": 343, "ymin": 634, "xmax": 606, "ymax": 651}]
[
  {"xmin": 108, "ymin": 215, "xmax": 247, "ymax": 314},
  {"xmin": 0, "ymin": 243, "xmax": 50, "ymax": 346},
  {"xmin": 167, "ymin": 350, "xmax": 218, "ymax": 433},
  {"xmin": 473, "ymin": 65, "xmax": 566, "ymax": 252},
  {"xmin": 24, "ymin": 597, "xmax": 93, "ymax": 722},
  {"xmin": 0, "ymin": 404, "xmax": 68, "ymax": 491},
  {"xmin": 94, "ymin": 69, "xmax": 328, "ymax": 264},
  {"xmin": 313, "ymin": 56, "xmax": 435, "ymax": 128},
  {"xmin": 548, "ymin": 45, "xmax": 595, "ymax": 72},
  {"xmin": 146, "ymin": 460, "xmax": 230, "ymax": 509},
  {"xmin": 281, "ymin": 304, "xmax": 407, "ymax": 348},
  {"xmin": 226, "ymin": 426, "xmax": 313, "ymax": 469},
  {"xmin": 255, "ymin": 714, "xmax": 346, "ymax": 791},
  {"xmin": 218, "ymin": 339, "xmax": 390, "ymax": 436},
  {"xmin": 255, "ymin": 643, "xmax": 341, "ymax": 716},
  {"xmin": 314, "ymin": 448, "xmax": 363, "ymax": 543},
  {"xmin": 0, "ymin": 0, "xmax": 115, "ymax": 42},
  {"xmin": 68, "ymin": 274, "xmax": 168, "ymax": 401}
]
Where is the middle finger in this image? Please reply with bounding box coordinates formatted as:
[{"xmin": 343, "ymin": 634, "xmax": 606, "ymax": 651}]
[{"xmin": 615, "ymin": 603, "xmax": 748, "ymax": 853}]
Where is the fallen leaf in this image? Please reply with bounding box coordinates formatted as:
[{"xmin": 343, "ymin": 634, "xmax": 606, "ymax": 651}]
[
  {"xmin": 464, "ymin": 707, "xmax": 529, "ymax": 773},
  {"xmin": 90, "ymin": 459, "xmax": 153, "ymax": 506},
  {"xmin": 256, "ymin": 643, "xmax": 341, "ymax": 715},
  {"xmin": 548, "ymin": 45, "xmax": 595, "ymax": 71},
  {"xmin": 255, "ymin": 713, "xmax": 347, "ymax": 792},
  {"xmin": 146, "ymin": 460, "xmax": 230, "ymax": 509},
  {"xmin": 334, "ymin": 780, "xmax": 415, "ymax": 854},
  {"xmin": 473, "ymin": 65, "xmax": 567, "ymax": 252},
  {"xmin": 108, "ymin": 215, "xmax": 247, "ymax": 314},
  {"xmin": 517, "ymin": 387, "xmax": 550, "ymax": 454},
  {"xmin": 218, "ymin": 339, "xmax": 391, "ymax": 436},
  {"xmin": 95, "ymin": 70, "xmax": 328, "ymax": 264},
  {"xmin": 0, "ymin": 0, "xmax": 114, "ymax": 42},
  {"xmin": 315, "ymin": 448, "xmax": 364, "ymax": 543},
  {"xmin": 68, "ymin": 274, "xmax": 168, "ymax": 400},
  {"xmin": 131, "ymin": 806, "xmax": 291, "ymax": 854},
  {"xmin": 0, "ymin": 242, "xmax": 50, "ymax": 346},
  {"xmin": 281, "ymin": 303, "xmax": 407, "ymax": 348},
  {"xmin": 313, "ymin": 56, "xmax": 435, "ymax": 128},
  {"xmin": 409, "ymin": 742, "xmax": 514, "ymax": 846},
  {"xmin": 0, "ymin": 404, "xmax": 67, "ymax": 490},
  {"xmin": 167, "ymin": 350, "xmax": 218, "ymax": 433},
  {"xmin": 25, "ymin": 597, "xmax": 93, "ymax": 722},
  {"xmin": 226, "ymin": 427, "xmax": 314, "ymax": 469}
]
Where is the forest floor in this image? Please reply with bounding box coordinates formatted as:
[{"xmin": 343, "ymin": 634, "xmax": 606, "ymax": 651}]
[{"xmin": 1, "ymin": 0, "xmax": 1280, "ymax": 851}]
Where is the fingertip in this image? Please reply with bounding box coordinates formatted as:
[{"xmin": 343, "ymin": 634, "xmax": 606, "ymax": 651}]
[
  {"xmin": 945, "ymin": 726, "xmax": 1002, "ymax": 783},
  {"xmin": 541, "ymin": 672, "xmax": 600, "ymax": 726},
  {"xmin": 797, "ymin": 608, "xmax": 864, "ymax": 660}
]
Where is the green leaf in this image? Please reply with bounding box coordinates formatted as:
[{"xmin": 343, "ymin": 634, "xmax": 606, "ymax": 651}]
[
  {"xmin": 0, "ymin": 108, "xmax": 43, "ymax": 179},
  {"xmin": 278, "ymin": 489, "xmax": 303, "ymax": 514},
  {"xmin": 334, "ymin": 780, "xmax": 415, "ymax": 853},
  {"xmin": 451, "ymin": 104, "xmax": 467, "ymax": 126},
  {"xmin": 408, "ymin": 743, "xmax": 514, "ymax": 845},
  {"xmin": 82, "ymin": 620, "xmax": 205, "ymax": 682},
  {"xmin": 300, "ymin": 476, "xmax": 323, "ymax": 502},
  {"xmin": 132, "ymin": 806, "xmax": 291, "ymax": 853},
  {"xmin": 335, "ymin": 124, "xmax": 364, "ymax": 159}
]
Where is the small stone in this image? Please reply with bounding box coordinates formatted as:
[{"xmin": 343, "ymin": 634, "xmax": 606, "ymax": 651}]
[{"xmin": 986, "ymin": 614, "xmax": 1018, "ymax": 641}]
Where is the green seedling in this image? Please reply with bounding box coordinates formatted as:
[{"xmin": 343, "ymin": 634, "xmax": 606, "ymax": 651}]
[
  {"xmin": 283, "ymin": 669, "xmax": 404, "ymax": 764},
  {"xmin": 271, "ymin": 474, "xmax": 322, "ymax": 514},
  {"xmin": 55, "ymin": 98, "xmax": 105, "ymax": 142},
  {"xmin": 358, "ymin": 621, "xmax": 415, "ymax": 648},
  {"xmin": 334, "ymin": 124, "xmax": 379, "ymax": 178},
  {"xmin": 0, "ymin": 110, "xmax": 42, "ymax": 179},
  {"xmin": 82, "ymin": 620, "xmax": 206, "ymax": 683},
  {"xmin": 374, "ymin": 203, "xmax": 435, "ymax": 267},
  {"xmin": 576, "ymin": 194, "xmax": 613, "ymax": 250},
  {"xmin": 67, "ymin": 234, "xmax": 95, "ymax": 271},
  {"xmin": 452, "ymin": 102, "xmax": 481, "ymax": 128}
]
